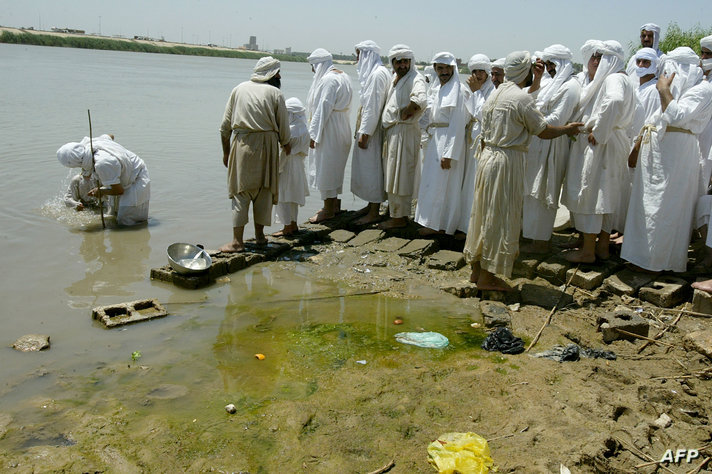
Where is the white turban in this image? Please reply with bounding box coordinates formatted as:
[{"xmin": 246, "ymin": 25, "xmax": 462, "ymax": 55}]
[
  {"xmin": 307, "ymin": 48, "xmax": 335, "ymax": 116},
  {"xmin": 355, "ymin": 40, "xmax": 383, "ymax": 89},
  {"xmin": 251, "ymin": 56, "xmax": 280, "ymax": 82},
  {"xmin": 432, "ymin": 51, "xmax": 456, "ymax": 67},
  {"xmin": 467, "ymin": 53, "xmax": 491, "ymax": 74},
  {"xmin": 537, "ymin": 44, "xmax": 574, "ymax": 108},
  {"xmin": 634, "ymin": 47, "xmax": 659, "ymax": 77},
  {"xmin": 702, "ymin": 36, "xmax": 712, "ymax": 75},
  {"xmin": 575, "ymin": 40, "xmax": 624, "ymax": 120},
  {"xmin": 541, "ymin": 44, "xmax": 572, "ymax": 62},
  {"xmin": 641, "ymin": 23, "xmax": 661, "ymax": 51},
  {"xmin": 702, "ymin": 35, "xmax": 712, "ymax": 51},
  {"xmin": 431, "ymin": 52, "xmax": 460, "ymax": 107},
  {"xmin": 285, "ymin": 97, "xmax": 308, "ymax": 138},
  {"xmin": 504, "ymin": 50, "xmax": 532, "ymax": 84},
  {"xmin": 57, "ymin": 142, "xmax": 92, "ymax": 172},
  {"xmin": 387, "ymin": 44, "xmax": 415, "ymax": 74},
  {"xmin": 285, "ymin": 97, "xmax": 305, "ymax": 114},
  {"xmin": 662, "ymin": 47, "xmax": 703, "ymax": 97},
  {"xmin": 423, "ymin": 65, "xmax": 436, "ymax": 83},
  {"xmin": 491, "ymin": 58, "xmax": 505, "ymax": 70},
  {"xmin": 308, "ymin": 48, "xmax": 332, "ymax": 64}
]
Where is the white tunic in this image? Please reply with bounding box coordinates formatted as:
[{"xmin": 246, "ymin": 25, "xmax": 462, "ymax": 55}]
[
  {"xmin": 307, "ymin": 70, "xmax": 353, "ymax": 193},
  {"xmin": 350, "ymin": 65, "xmax": 390, "ymax": 202},
  {"xmin": 622, "ymin": 80, "xmax": 712, "ymax": 271},
  {"xmin": 562, "ymin": 73, "xmax": 636, "ymax": 218},
  {"xmin": 415, "ymin": 78, "xmax": 470, "ymax": 234},
  {"xmin": 278, "ymin": 120, "xmax": 310, "ymax": 206},
  {"xmin": 92, "ymin": 135, "xmax": 150, "ymax": 210}
]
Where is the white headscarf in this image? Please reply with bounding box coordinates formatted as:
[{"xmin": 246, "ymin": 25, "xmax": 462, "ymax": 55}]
[
  {"xmin": 579, "ymin": 39, "xmax": 603, "ymax": 86},
  {"xmin": 285, "ymin": 97, "xmax": 308, "ymax": 138},
  {"xmin": 307, "ymin": 48, "xmax": 334, "ymax": 117},
  {"xmin": 388, "ymin": 44, "xmax": 415, "ymax": 73},
  {"xmin": 431, "ymin": 51, "xmax": 460, "ymax": 108},
  {"xmin": 633, "ymin": 47, "xmax": 659, "ymax": 78},
  {"xmin": 467, "ymin": 54, "xmax": 491, "ymax": 74},
  {"xmin": 491, "ymin": 58, "xmax": 505, "ymax": 71},
  {"xmin": 640, "ymin": 23, "xmax": 662, "ymax": 52},
  {"xmin": 662, "ymin": 47, "xmax": 703, "ymax": 98},
  {"xmin": 57, "ymin": 141, "xmax": 92, "ymax": 172},
  {"xmin": 577, "ymin": 40, "xmax": 625, "ymax": 116},
  {"xmin": 537, "ymin": 44, "xmax": 574, "ymax": 107},
  {"xmin": 504, "ymin": 50, "xmax": 532, "ymax": 85},
  {"xmin": 355, "ymin": 40, "xmax": 383, "ymax": 89},
  {"xmin": 251, "ymin": 56, "xmax": 280, "ymax": 82},
  {"xmin": 701, "ymin": 35, "xmax": 712, "ymax": 76},
  {"xmin": 423, "ymin": 65, "xmax": 436, "ymax": 84}
]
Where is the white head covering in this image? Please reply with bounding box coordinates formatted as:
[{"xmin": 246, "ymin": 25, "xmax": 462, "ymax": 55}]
[
  {"xmin": 251, "ymin": 56, "xmax": 280, "ymax": 82},
  {"xmin": 579, "ymin": 39, "xmax": 603, "ymax": 85},
  {"xmin": 662, "ymin": 47, "xmax": 703, "ymax": 98},
  {"xmin": 702, "ymin": 35, "xmax": 712, "ymax": 51},
  {"xmin": 423, "ymin": 65, "xmax": 436, "ymax": 83},
  {"xmin": 491, "ymin": 58, "xmax": 505, "ymax": 71},
  {"xmin": 537, "ymin": 44, "xmax": 574, "ymax": 107},
  {"xmin": 640, "ymin": 23, "xmax": 661, "ymax": 52},
  {"xmin": 467, "ymin": 53, "xmax": 491, "ymax": 74},
  {"xmin": 701, "ymin": 36, "xmax": 712, "ymax": 76},
  {"xmin": 285, "ymin": 97, "xmax": 308, "ymax": 139},
  {"xmin": 431, "ymin": 51, "xmax": 460, "ymax": 108},
  {"xmin": 307, "ymin": 48, "xmax": 335, "ymax": 116},
  {"xmin": 57, "ymin": 142, "xmax": 92, "ymax": 172},
  {"xmin": 504, "ymin": 50, "xmax": 532, "ymax": 85},
  {"xmin": 633, "ymin": 47, "xmax": 659, "ymax": 78},
  {"xmin": 576, "ymin": 40, "xmax": 625, "ymax": 119},
  {"xmin": 388, "ymin": 44, "xmax": 415, "ymax": 72},
  {"xmin": 355, "ymin": 40, "xmax": 383, "ymax": 89}
]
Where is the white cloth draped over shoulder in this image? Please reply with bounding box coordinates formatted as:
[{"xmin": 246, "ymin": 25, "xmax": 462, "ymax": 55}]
[
  {"xmin": 306, "ymin": 49, "xmax": 353, "ymax": 195},
  {"xmin": 415, "ymin": 52, "xmax": 470, "ymax": 234},
  {"xmin": 350, "ymin": 40, "xmax": 391, "ymax": 203},
  {"xmin": 622, "ymin": 47, "xmax": 712, "ymax": 272}
]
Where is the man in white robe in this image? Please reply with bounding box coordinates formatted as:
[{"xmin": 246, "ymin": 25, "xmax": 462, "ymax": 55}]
[
  {"xmin": 562, "ymin": 40, "xmax": 636, "ymax": 263},
  {"xmin": 57, "ymin": 134, "xmax": 150, "ymax": 226},
  {"xmin": 350, "ymin": 40, "xmax": 391, "ymax": 225},
  {"xmin": 415, "ymin": 52, "xmax": 470, "ymax": 236},
  {"xmin": 218, "ymin": 56, "xmax": 290, "ymax": 251},
  {"xmin": 457, "ymin": 54, "xmax": 495, "ymax": 234},
  {"xmin": 521, "ymin": 44, "xmax": 581, "ymax": 253},
  {"xmin": 693, "ymin": 36, "xmax": 712, "ymax": 266},
  {"xmin": 491, "ymin": 58, "xmax": 505, "ymax": 89},
  {"xmin": 626, "ymin": 23, "xmax": 664, "ymax": 76},
  {"xmin": 463, "ymin": 51, "xmax": 582, "ymax": 291},
  {"xmin": 622, "ymin": 47, "xmax": 712, "ymax": 273},
  {"xmin": 306, "ymin": 48, "xmax": 353, "ymax": 223},
  {"xmin": 378, "ymin": 44, "xmax": 427, "ymax": 230}
]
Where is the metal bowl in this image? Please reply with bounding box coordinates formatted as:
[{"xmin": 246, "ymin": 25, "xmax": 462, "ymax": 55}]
[{"xmin": 167, "ymin": 243, "xmax": 212, "ymax": 274}]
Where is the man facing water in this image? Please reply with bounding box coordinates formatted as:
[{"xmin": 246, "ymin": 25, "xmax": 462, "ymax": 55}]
[{"xmin": 218, "ymin": 56, "xmax": 291, "ymax": 252}]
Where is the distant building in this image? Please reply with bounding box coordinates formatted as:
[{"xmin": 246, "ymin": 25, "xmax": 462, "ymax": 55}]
[
  {"xmin": 273, "ymin": 49, "xmax": 284, "ymax": 55},
  {"xmin": 285, "ymin": 47, "xmax": 292, "ymax": 55},
  {"xmin": 52, "ymin": 27, "xmax": 85, "ymax": 34},
  {"xmin": 244, "ymin": 36, "xmax": 258, "ymax": 51}
]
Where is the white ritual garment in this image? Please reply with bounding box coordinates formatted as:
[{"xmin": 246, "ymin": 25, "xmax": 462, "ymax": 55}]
[
  {"xmin": 350, "ymin": 64, "xmax": 391, "ymax": 202},
  {"xmin": 278, "ymin": 102, "xmax": 310, "ymax": 208},
  {"xmin": 457, "ymin": 79, "xmax": 494, "ymax": 232},
  {"xmin": 415, "ymin": 76, "xmax": 469, "ymax": 234},
  {"xmin": 307, "ymin": 70, "xmax": 353, "ymax": 196},
  {"xmin": 562, "ymin": 73, "xmax": 635, "ymax": 226},
  {"xmin": 622, "ymin": 80, "xmax": 712, "ymax": 271},
  {"xmin": 522, "ymin": 76, "xmax": 580, "ymax": 240}
]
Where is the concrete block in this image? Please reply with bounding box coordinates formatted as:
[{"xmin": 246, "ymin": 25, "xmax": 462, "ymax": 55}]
[
  {"xmin": 398, "ymin": 239, "xmax": 437, "ymax": 259},
  {"xmin": 208, "ymin": 258, "xmax": 228, "ymax": 279},
  {"xmin": 299, "ymin": 223, "xmax": 332, "ymax": 239},
  {"xmin": 692, "ymin": 288, "xmax": 712, "ymax": 315},
  {"xmin": 427, "ymin": 250, "xmax": 465, "ymax": 271},
  {"xmin": 328, "ymin": 229, "xmax": 356, "ymax": 243},
  {"xmin": 683, "ymin": 330, "xmax": 712, "ymax": 360},
  {"xmin": 521, "ymin": 282, "xmax": 573, "ymax": 310},
  {"xmin": 172, "ymin": 271, "xmax": 212, "ymax": 289},
  {"xmin": 226, "ymin": 254, "xmax": 247, "ymax": 273},
  {"xmin": 597, "ymin": 305, "xmax": 650, "ymax": 343},
  {"xmin": 512, "ymin": 256, "xmax": 542, "ymax": 279},
  {"xmin": 150, "ymin": 266, "xmax": 173, "ymax": 283},
  {"xmin": 639, "ymin": 276, "xmax": 689, "ymax": 308},
  {"xmin": 537, "ymin": 256, "xmax": 572, "ymax": 285},
  {"xmin": 603, "ymin": 269, "xmax": 655, "ymax": 296},
  {"xmin": 566, "ymin": 267, "xmax": 604, "ymax": 291},
  {"xmin": 244, "ymin": 253, "xmax": 264, "ymax": 266},
  {"xmin": 92, "ymin": 299, "xmax": 168, "ymax": 328},
  {"xmin": 480, "ymin": 301, "xmax": 512, "ymax": 328},
  {"xmin": 246, "ymin": 241, "xmax": 290, "ymax": 259},
  {"xmin": 441, "ymin": 284, "xmax": 478, "ymax": 298},
  {"xmin": 12, "ymin": 334, "xmax": 50, "ymax": 352},
  {"xmin": 347, "ymin": 229, "xmax": 385, "ymax": 247},
  {"xmin": 373, "ymin": 237, "xmax": 410, "ymax": 253}
]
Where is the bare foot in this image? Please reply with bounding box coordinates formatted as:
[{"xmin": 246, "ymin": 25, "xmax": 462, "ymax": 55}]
[
  {"xmin": 477, "ymin": 275, "xmax": 514, "ymax": 292},
  {"xmin": 692, "ymin": 279, "xmax": 712, "ymax": 294},
  {"xmin": 610, "ymin": 234, "xmax": 624, "ymax": 245},
  {"xmin": 561, "ymin": 238, "xmax": 583, "ymax": 250},
  {"xmin": 378, "ymin": 218, "xmax": 407, "ymax": 230},
  {"xmin": 625, "ymin": 263, "xmax": 660, "ymax": 275},
  {"xmin": 354, "ymin": 213, "xmax": 382, "ymax": 226},
  {"xmin": 520, "ymin": 241, "xmax": 550, "ymax": 254},
  {"xmin": 254, "ymin": 237, "xmax": 268, "ymax": 247},
  {"xmin": 563, "ymin": 249, "xmax": 596, "ymax": 263},
  {"xmin": 352, "ymin": 205, "xmax": 370, "ymax": 218},
  {"xmin": 309, "ymin": 209, "xmax": 335, "ymax": 223},
  {"xmin": 219, "ymin": 241, "xmax": 245, "ymax": 253},
  {"xmin": 469, "ymin": 268, "xmax": 480, "ymax": 284},
  {"xmin": 417, "ymin": 227, "xmax": 443, "ymax": 237},
  {"xmin": 272, "ymin": 229, "xmax": 292, "ymax": 238}
]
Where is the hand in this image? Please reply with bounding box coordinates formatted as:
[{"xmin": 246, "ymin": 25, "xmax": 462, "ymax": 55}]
[
  {"xmin": 400, "ymin": 103, "xmax": 417, "ymax": 121},
  {"xmin": 440, "ymin": 158, "xmax": 452, "ymax": 170},
  {"xmin": 657, "ymin": 71, "xmax": 675, "ymax": 93},
  {"xmin": 283, "ymin": 143, "xmax": 292, "ymax": 155},
  {"xmin": 532, "ymin": 60, "xmax": 545, "ymax": 82},
  {"xmin": 222, "ymin": 154, "xmax": 228, "ymax": 168},
  {"xmin": 76, "ymin": 203, "xmax": 85, "ymax": 211},
  {"xmin": 88, "ymin": 187, "xmax": 98, "ymax": 197},
  {"xmin": 565, "ymin": 122, "xmax": 584, "ymax": 137},
  {"xmin": 467, "ymin": 74, "xmax": 484, "ymax": 93},
  {"xmin": 588, "ymin": 133, "xmax": 598, "ymax": 146},
  {"xmin": 357, "ymin": 134, "xmax": 370, "ymax": 149},
  {"xmin": 310, "ymin": 139, "xmax": 316, "ymax": 149}
]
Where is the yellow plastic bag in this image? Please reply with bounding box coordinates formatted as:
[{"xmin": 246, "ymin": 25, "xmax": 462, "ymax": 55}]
[{"xmin": 427, "ymin": 432, "xmax": 494, "ymax": 474}]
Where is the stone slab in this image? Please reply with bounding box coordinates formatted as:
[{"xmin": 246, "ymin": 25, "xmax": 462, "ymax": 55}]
[
  {"xmin": 226, "ymin": 254, "xmax": 247, "ymax": 273},
  {"xmin": 12, "ymin": 334, "xmax": 50, "ymax": 352},
  {"xmin": 512, "ymin": 256, "xmax": 542, "ymax": 279},
  {"xmin": 521, "ymin": 282, "xmax": 573, "ymax": 310},
  {"xmin": 566, "ymin": 267, "xmax": 604, "ymax": 291},
  {"xmin": 692, "ymin": 288, "xmax": 712, "ymax": 315},
  {"xmin": 603, "ymin": 269, "xmax": 655, "ymax": 297},
  {"xmin": 639, "ymin": 276, "xmax": 689, "ymax": 308},
  {"xmin": 92, "ymin": 299, "xmax": 168, "ymax": 328},
  {"xmin": 298, "ymin": 224, "xmax": 331, "ymax": 240},
  {"xmin": 398, "ymin": 239, "xmax": 437, "ymax": 259},
  {"xmin": 683, "ymin": 329, "xmax": 712, "ymax": 360},
  {"xmin": 172, "ymin": 271, "xmax": 213, "ymax": 289},
  {"xmin": 150, "ymin": 266, "xmax": 173, "ymax": 283},
  {"xmin": 537, "ymin": 256, "xmax": 572, "ymax": 285},
  {"xmin": 373, "ymin": 237, "xmax": 410, "ymax": 253},
  {"xmin": 441, "ymin": 284, "xmax": 478, "ymax": 299},
  {"xmin": 347, "ymin": 229, "xmax": 385, "ymax": 247},
  {"xmin": 329, "ymin": 229, "xmax": 356, "ymax": 243},
  {"xmin": 597, "ymin": 305, "xmax": 650, "ymax": 343},
  {"xmin": 480, "ymin": 301, "xmax": 512, "ymax": 328},
  {"xmin": 427, "ymin": 250, "xmax": 465, "ymax": 271}
]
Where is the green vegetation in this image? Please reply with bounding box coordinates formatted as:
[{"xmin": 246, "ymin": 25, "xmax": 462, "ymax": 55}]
[
  {"xmin": 659, "ymin": 22, "xmax": 712, "ymax": 54},
  {"xmin": 0, "ymin": 30, "xmax": 306, "ymax": 62}
]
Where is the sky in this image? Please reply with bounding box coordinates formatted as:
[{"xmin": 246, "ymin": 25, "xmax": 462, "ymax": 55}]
[{"xmin": 1, "ymin": 0, "xmax": 709, "ymax": 63}]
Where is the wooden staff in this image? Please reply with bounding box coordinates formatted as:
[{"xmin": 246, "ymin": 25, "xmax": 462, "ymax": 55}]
[{"xmin": 88, "ymin": 109, "xmax": 105, "ymax": 229}]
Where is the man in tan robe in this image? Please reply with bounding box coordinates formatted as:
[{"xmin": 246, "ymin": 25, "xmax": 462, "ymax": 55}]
[
  {"xmin": 219, "ymin": 56, "xmax": 291, "ymax": 252},
  {"xmin": 464, "ymin": 51, "xmax": 581, "ymax": 291}
]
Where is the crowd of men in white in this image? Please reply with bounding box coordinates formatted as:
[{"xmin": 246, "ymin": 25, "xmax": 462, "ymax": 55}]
[{"xmin": 220, "ymin": 23, "xmax": 712, "ymax": 292}]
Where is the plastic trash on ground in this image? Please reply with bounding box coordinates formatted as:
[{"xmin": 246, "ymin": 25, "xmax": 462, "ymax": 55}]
[
  {"xmin": 532, "ymin": 344, "xmax": 616, "ymax": 362},
  {"xmin": 481, "ymin": 327, "xmax": 524, "ymax": 354},
  {"xmin": 427, "ymin": 432, "xmax": 494, "ymax": 474},
  {"xmin": 395, "ymin": 331, "xmax": 449, "ymax": 348}
]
